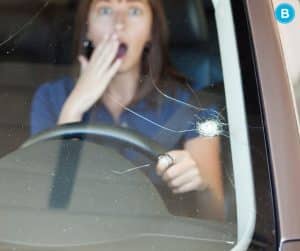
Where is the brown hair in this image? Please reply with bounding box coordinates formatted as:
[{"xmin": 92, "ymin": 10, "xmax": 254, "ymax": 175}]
[{"xmin": 73, "ymin": 0, "xmax": 186, "ymax": 104}]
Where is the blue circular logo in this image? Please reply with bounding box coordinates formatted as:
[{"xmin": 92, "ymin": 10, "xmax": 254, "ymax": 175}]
[{"xmin": 275, "ymin": 3, "xmax": 296, "ymax": 24}]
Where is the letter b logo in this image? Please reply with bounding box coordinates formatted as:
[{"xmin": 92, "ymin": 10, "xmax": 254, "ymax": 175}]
[
  {"xmin": 275, "ymin": 3, "xmax": 295, "ymax": 24},
  {"xmin": 281, "ymin": 8, "xmax": 290, "ymax": 19}
]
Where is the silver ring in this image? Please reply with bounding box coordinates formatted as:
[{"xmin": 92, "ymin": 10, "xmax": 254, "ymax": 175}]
[{"xmin": 158, "ymin": 153, "xmax": 175, "ymax": 168}]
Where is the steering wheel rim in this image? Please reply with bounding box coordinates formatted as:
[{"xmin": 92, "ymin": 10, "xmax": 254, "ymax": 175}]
[{"xmin": 23, "ymin": 123, "xmax": 167, "ymax": 159}]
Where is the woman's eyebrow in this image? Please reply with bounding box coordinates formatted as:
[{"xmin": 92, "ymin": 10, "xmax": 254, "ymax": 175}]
[
  {"xmin": 94, "ymin": 0, "xmax": 110, "ymax": 3},
  {"xmin": 93, "ymin": 0, "xmax": 146, "ymax": 3},
  {"xmin": 126, "ymin": 0, "xmax": 145, "ymax": 2}
]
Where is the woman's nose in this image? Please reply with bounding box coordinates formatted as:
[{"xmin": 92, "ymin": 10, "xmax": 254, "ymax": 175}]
[
  {"xmin": 114, "ymin": 12, "xmax": 126, "ymax": 32},
  {"xmin": 115, "ymin": 22, "xmax": 125, "ymax": 31}
]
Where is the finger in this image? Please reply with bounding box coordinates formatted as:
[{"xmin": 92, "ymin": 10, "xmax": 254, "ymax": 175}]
[
  {"xmin": 173, "ymin": 178, "xmax": 203, "ymax": 194},
  {"xmin": 78, "ymin": 55, "xmax": 89, "ymax": 73},
  {"xmin": 92, "ymin": 58, "xmax": 122, "ymax": 96},
  {"xmin": 96, "ymin": 33, "xmax": 118, "ymax": 60},
  {"xmin": 162, "ymin": 162, "xmax": 194, "ymax": 182},
  {"xmin": 168, "ymin": 168, "xmax": 199, "ymax": 189},
  {"xmin": 156, "ymin": 157, "xmax": 172, "ymax": 176},
  {"xmin": 89, "ymin": 33, "xmax": 112, "ymax": 63},
  {"xmin": 156, "ymin": 152, "xmax": 179, "ymax": 176},
  {"xmin": 103, "ymin": 58, "xmax": 123, "ymax": 81},
  {"xmin": 95, "ymin": 38, "xmax": 119, "ymax": 71}
]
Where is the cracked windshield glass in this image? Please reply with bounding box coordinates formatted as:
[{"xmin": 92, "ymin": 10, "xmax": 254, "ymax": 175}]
[{"xmin": 0, "ymin": 0, "xmax": 250, "ymax": 250}]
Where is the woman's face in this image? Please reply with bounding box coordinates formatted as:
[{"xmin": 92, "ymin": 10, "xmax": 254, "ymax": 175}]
[{"xmin": 87, "ymin": 0, "xmax": 153, "ymax": 73}]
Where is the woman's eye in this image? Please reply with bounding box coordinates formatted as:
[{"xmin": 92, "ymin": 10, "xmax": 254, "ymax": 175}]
[
  {"xmin": 128, "ymin": 7, "xmax": 142, "ymax": 16},
  {"xmin": 98, "ymin": 7, "xmax": 113, "ymax": 16}
]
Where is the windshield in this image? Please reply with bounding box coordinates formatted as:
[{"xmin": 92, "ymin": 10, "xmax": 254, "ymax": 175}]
[{"xmin": 0, "ymin": 0, "xmax": 257, "ymax": 250}]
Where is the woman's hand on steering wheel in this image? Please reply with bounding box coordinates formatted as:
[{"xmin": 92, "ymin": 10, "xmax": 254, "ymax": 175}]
[
  {"xmin": 156, "ymin": 150, "xmax": 207, "ymax": 194},
  {"xmin": 58, "ymin": 33, "xmax": 123, "ymax": 124}
]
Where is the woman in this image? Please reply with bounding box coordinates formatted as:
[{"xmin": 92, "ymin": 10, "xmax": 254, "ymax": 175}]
[{"xmin": 31, "ymin": 0, "xmax": 224, "ymax": 218}]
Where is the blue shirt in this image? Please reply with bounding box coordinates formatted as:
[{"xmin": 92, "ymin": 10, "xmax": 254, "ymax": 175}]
[{"xmin": 30, "ymin": 76, "xmax": 216, "ymax": 150}]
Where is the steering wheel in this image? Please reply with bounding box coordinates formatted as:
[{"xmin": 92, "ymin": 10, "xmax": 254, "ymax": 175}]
[
  {"xmin": 2, "ymin": 123, "xmax": 236, "ymax": 248},
  {"xmin": 22, "ymin": 123, "xmax": 167, "ymax": 160},
  {"xmin": 20, "ymin": 122, "xmax": 172, "ymax": 212}
]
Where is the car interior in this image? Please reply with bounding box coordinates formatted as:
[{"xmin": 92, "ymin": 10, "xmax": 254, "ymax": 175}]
[
  {"xmin": 0, "ymin": 0, "xmax": 239, "ymax": 249},
  {"xmin": 0, "ymin": 0, "xmax": 238, "ymax": 223},
  {"xmin": 0, "ymin": 0, "xmax": 223, "ymax": 157}
]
